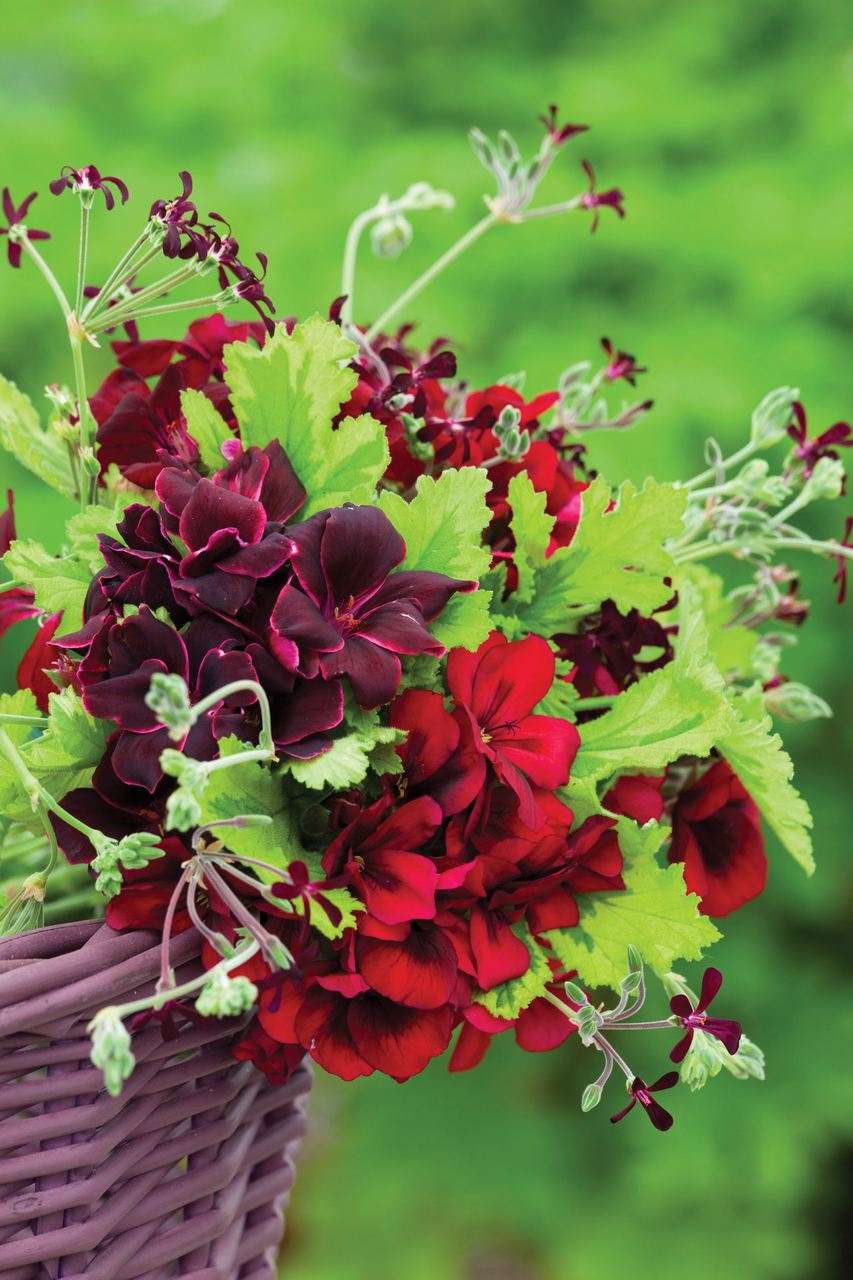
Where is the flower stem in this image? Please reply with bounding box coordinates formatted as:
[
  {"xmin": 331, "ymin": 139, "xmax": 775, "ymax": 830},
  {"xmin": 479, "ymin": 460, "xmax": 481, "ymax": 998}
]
[
  {"xmin": 572, "ymin": 695, "xmax": 618, "ymax": 710},
  {"xmin": 193, "ymin": 679, "xmax": 275, "ymax": 754},
  {"xmin": 0, "ymin": 714, "xmax": 48, "ymax": 726},
  {"xmin": 75, "ymin": 204, "xmax": 90, "ymax": 318},
  {"xmin": 69, "ymin": 336, "xmax": 95, "ymax": 508},
  {"xmin": 365, "ymin": 212, "xmax": 497, "ymax": 342},
  {"xmin": 113, "ymin": 938, "xmax": 261, "ymax": 1020},
  {"xmin": 89, "ymin": 292, "xmax": 229, "ymax": 333},
  {"xmin": 20, "ymin": 239, "xmax": 71, "ymax": 318},
  {"xmin": 681, "ymin": 441, "xmax": 757, "ymax": 492},
  {"xmin": 82, "ymin": 234, "xmax": 157, "ymax": 320},
  {"xmin": 340, "ymin": 205, "xmax": 383, "ymax": 327}
]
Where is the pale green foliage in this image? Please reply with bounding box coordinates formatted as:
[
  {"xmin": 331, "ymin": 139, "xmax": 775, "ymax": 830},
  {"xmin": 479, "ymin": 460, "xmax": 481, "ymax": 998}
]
[
  {"xmin": 534, "ymin": 659, "xmax": 579, "ymax": 721},
  {"xmin": 3, "ymin": 540, "xmax": 93, "ymax": 632},
  {"xmin": 717, "ymin": 691, "xmax": 814, "ymax": 874},
  {"xmin": 379, "ymin": 467, "xmax": 492, "ymax": 580},
  {"xmin": 0, "ymin": 375, "xmax": 76, "ymax": 499},
  {"xmin": 546, "ymin": 817, "xmax": 721, "ymax": 990},
  {"xmin": 224, "ymin": 315, "xmax": 388, "ymax": 514},
  {"xmin": 674, "ymin": 564, "xmax": 757, "ymax": 677},
  {"xmin": 506, "ymin": 472, "xmax": 554, "ymax": 604},
  {"xmin": 396, "ymin": 653, "xmax": 444, "ymax": 695},
  {"xmin": 283, "ymin": 725, "xmax": 405, "ymax": 791},
  {"xmin": 473, "ymin": 922, "xmax": 553, "ymax": 1018},
  {"xmin": 182, "ymin": 387, "xmax": 234, "ymax": 473},
  {"xmin": 428, "ymin": 589, "xmax": 493, "ymax": 652}
]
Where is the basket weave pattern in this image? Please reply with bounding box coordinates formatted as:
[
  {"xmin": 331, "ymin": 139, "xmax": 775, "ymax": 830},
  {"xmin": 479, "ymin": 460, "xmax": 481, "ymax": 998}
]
[{"xmin": 0, "ymin": 920, "xmax": 312, "ymax": 1280}]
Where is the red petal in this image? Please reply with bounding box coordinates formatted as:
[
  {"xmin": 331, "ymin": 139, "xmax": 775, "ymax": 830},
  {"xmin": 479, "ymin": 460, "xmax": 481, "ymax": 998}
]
[
  {"xmin": 525, "ymin": 887, "xmax": 580, "ymax": 933},
  {"xmin": 448, "ymin": 1021, "xmax": 493, "ymax": 1072},
  {"xmin": 469, "ymin": 902, "xmax": 531, "ymax": 990},
  {"xmin": 462, "ymin": 1004, "xmax": 515, "ymax": 1032},
  {"xmin": 514, "ymin": 995, "xmax": 576, "ymax": 1052},
  {"xmin": 390, "ymin": 688, "xmax": 459, "ymax": 783},
  {"xmin": 295, "ymin": 987, "xmax": 374, "ymax": 1080},
  {"xmin": 603, "ymin": 773, "xmax": 665, "ymax": 824},
  {"xmin": 358, "ymin": 848, "xmax": 440, "ymax": 925},
  {"xmin": 347, "ymin": 994, "xmax": 453, "ymax": 1077},
  {"xmin": 357, "ymin": 923, "xmax": 457, "ymax": 1008}
]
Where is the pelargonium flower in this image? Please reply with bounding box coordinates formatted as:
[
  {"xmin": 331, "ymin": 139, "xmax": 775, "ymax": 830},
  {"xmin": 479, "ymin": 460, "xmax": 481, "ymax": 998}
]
[
  {"xmin": 233, "ymin": 1018, "xmax": 306, "ymax": 1085},
  {"xmin": 668, "ymin": 759, "xmax": 766, "ymax": 917},
  {"xmin": 580, "ymin": 160, "xmax": 625, "ymax": 233},
  {"xmin": 553, "ymin": 598, "xmax": 676, "ymax": 700},
  {"xmin": 80, "ymin": 607, "xmax": 261, "ymax": 790},
  {"xmin": 228, "ymin": 252, "xmax": 276, "ymax": 337},
  {"xmin": 49, "ymin": 165, "xmax": 128, "ymax": 210},
  {"xmin": 386, "ymin": 688, "xmax": 485, "ymax": 816},
  {"xmin": 96, "ymin": 363, "xmax": 199, "ymax": 489},
  {"xmin": 610, "ymin": 1073, "xmax": 679, "ymax": 1131},
  {"xmin": 669, "ymin": 967, "xmax": 742, "ymax": 1063},
  {"xmin": 1, "ymin": 188, "xmax": 50, "ymax": 268},
  {"xmin": 601, "ymin": 337, "xmax": 646, "ymax": 386},
  {"xmin": 448, "ymin": 965, "xmax": 581, "ymax": 1071},
  {"xmin": 149, "ymin": 171, "xmax": 202, "ymax": 259},
  {"xmin": 603, "ymin": 772, "xmax": 665, "ymax": 825},
  {"xmin": 787, "ymin": 401, "xmax": 852, "ymax": 485},
  {"xmin": 446, "ymin": 632, "xmax": 580, "ymax": 830},
  {"xmin": 271, "ymin": 504, "xmax": 475, "ymax": 708},
  {"xmin": 538, "ymin": 105, "xmax": 589, "ymax": 147},
  {"xmin": 17, "ymin": 611, "xmax": 65, "ymax": 712}
]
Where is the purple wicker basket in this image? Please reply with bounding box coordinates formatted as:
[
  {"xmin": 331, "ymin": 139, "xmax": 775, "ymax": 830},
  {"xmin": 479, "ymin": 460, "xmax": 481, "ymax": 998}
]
[{"xmin": 0, "ymin": 920, "xmax": 312, "ymax": 1280}]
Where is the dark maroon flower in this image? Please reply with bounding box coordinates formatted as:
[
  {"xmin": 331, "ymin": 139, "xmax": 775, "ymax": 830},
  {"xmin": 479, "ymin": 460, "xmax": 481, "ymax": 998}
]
[
  {"xmin": 149, "ymin": 172, "xmax": 202, "ymax": 259},
  {"xmin": 580, "ymin": 161, "xmax": 625, "ymax": 233},
  {"xmin": 49, "ymin": 165, "xmax": 128, "ymax": 210},
  {"xmin": 130, "ymin": 998, "xmax": 213, "ymax": 1042},
  {"xmin": 233, "ymin": 1018, "xmax": 305, "ymax": 1085},
  {"xmin": 668, "ymin": 759, "xmax": 766, "ymax": 918},
  {"xmin": 96, "ymin": 363, "xmax": 199, "ymax": 489},
  {"xmin": 669, "ymin": 967, "xmax": 742, "ymax": 1063},
  {"xmin": 80, "ymin": 607, "xmax": 261, "ymax": 790},
  {"xmin": 553, "ymin": 598, "xmax": 675, "ymax": 700},
  {"xmin": 228, "ymin": 252, "xmax": 276, "ymax": 336},
  {"xmin": 538, "ymin": 105, "xmax": 589, "ymax": 147},
  {"xmin": 1, "ymin": 188, "xmax": 50, "ymax": 268},
  {"xmin": 787, "ymin": 401, "xmax": 852, "ymax": 486},
  {"xmin": 832, "ymin": 515, "xmax": 853, "ymax": 604},
  {"xmin": 610, "ymin": 1073, "xmax": 679, "ymax": 1131},
  {"xmin": 269, "ymin": 859, "xmax": 349, "ymax": 947},
  {"xmin": 600, "ymin": 337, "xmax": 646, "ymax": 387},
  {"xmin": 271, "ymin": 504, "xmax": 474, "ymax": 709}
]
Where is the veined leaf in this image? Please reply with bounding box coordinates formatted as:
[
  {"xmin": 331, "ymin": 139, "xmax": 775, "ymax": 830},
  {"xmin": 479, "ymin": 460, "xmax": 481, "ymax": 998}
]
[
  {"xmin": 507, "ymin": 472, "xmax": 554, "ymax": 605},
  {"xmin": 0, "ymin": 376, "xmax": 76, "ymax": 500},
  {"xmin": 3, "ymin": 541, "xmax": 93, "ymax": 632},
  {"xmin": 379, "ymin": 467, "xmax": 492, "ymax": 581},
  {"xmin": 182, "ymin": 388, "xmax": 233, "ymax": 474}
]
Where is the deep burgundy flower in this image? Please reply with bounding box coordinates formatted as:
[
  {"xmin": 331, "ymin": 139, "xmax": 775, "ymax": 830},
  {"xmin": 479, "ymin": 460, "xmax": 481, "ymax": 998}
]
[
  {"xmin": 155, "ymin": 453, "xmax": 296, "ymax": 615},
  {"xmin": 668, "ymin": 759, "xmax": 766, "ymax": 917},
  {"xmin": 610, "ymin": 1073, "xmax": 679, "ymax": 1131},
  {"xmin": 832, "ymin": 515, "xmax": 853, "ymax": 604},
  {"xmin": 787, "ymin": 401, "xmax": 852, "ymax": 485},
  {"xmin": 233, "ymin": 1019, "xmax": 306, "ymax": 1085},
  {"xmin": 1, "ymin": 188, "xmax": 50, "ymax": 268},
  {"xmin": 446, "ymin": 632, "xmax": 580, "ymax": 830},
  {"xmin": 80, "ymin": 607, "xmax": 261, "ymax": 790},
  {"xmin": 49, "ymin": 165, "xmax": 128, "ymax": 210},
  {"xmin": 580, "ymin": 160, "xmax": 625, "ymax": 233},
  {"xmin": 229, "ymin": 252, "xmax": 276, "ymax": 336},
  {"xmin": 321, "ymin": 794, "xmax": 443, "ymax": 925},
  {"xmin": 669, "ymin": 967, "xmax": 742, "ymax": 1063},
  {"xmin": 96, "ymin": 363, "xmax": 199, "ymax": 489},
  {"xmin": 552, "ymin": 598, "xmax": 675, "ymax": 699},
  {"xmin": 149, "ymin": 171, "xmax": 202, "ymax": 259},
  {"xmin": 600, "ymin": 337, "xmax": 646, "ymax": 386},
  {"xmin": 538, "ymin": 105, "xmax": 589, "ymax": 147},
  {"xmin": 271, "ymin": 504, "xmax": 474, "ymax": 709},
  {"xmin": 269, "ymin": 858, "xmax": 347, "ymax": 946}
]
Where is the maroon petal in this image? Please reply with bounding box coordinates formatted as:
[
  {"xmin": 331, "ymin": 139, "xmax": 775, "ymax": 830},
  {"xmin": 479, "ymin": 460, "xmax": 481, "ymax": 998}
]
[
  {"xmin": 642, "ymin": 1097, "xmax": 674, "ymax": 1131},
  {"xmin": 82, "ymin": 660, "xmax": 168, "ymax": 730},
  {"xmin": 285, "ymin": 509, "xmax": 331, "ymax": 607},
  {"xmin": 669, "ymin": 993, "xmax": 693, "ymax": 1019},
  {"xmin": 179, "ymin": 479, "xmax": 265, "ymax": 552},
  {"xmin": 271, "ymin": 677, "xmax": 344, "ymax": 745},
  {"xmin": 346, "ymin": 994, "xmax": 453, "ymax": 1078},
  {"xmin": 180, "ymin": 527, "xmax": 242, "ymax": 577},
  {"xmin": 702, "ymin": 1017, "xmax": 742, "ymax": 1056},
  {"xmin": 194, "ymin": 646, "xmax": 258, "ymax": 704},
  {"xmin": 669, "ymin": 1028, "xmax": 695, "ymax": 1064},
  {"xmin": 271, "ymin": 583, "xmax": 343, "ymax": 653},
  {"xmin": 696, "ymin": 966, "xmax": 723, "ymax": 1014},
  {"xmin": 358, "ymin": 601, "xmax": 445, "ymax": 656},
  {"xmin": 320, "ymin": 635, "xmax": 401, "ymax": 709},
  {"xmin": 369, "ymin": 570, "xmax": 475, "ymax": 621},
  {"xmin": 260, "ymin": 439, "xmax": 307, "ymax": 523},
  {"xmin": 173, "ymin": 570, "xmax": 257, "ymax": 616},
  {"xmin": 319, "ymin": 505, "xmax": 406, "ymax": 606},
  {"xmin": 215, "ymin": 532, "xmax": 293, "ymax": 578},
  {"xmin": 111, "ymin": 725, "xmax": 173, "ymax": 791}
]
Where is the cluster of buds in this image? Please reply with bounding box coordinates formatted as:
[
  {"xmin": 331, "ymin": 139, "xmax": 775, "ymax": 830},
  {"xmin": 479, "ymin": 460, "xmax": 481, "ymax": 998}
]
[{"xmin": 548, "ymin": 337, "xmax": 654, "ymax": 439}]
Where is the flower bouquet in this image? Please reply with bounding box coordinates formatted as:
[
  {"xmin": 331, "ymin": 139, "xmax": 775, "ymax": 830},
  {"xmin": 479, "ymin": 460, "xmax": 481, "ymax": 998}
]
[{"xmin": 0, "ymin": 108, "xmax": 849, "ymax": 1272}]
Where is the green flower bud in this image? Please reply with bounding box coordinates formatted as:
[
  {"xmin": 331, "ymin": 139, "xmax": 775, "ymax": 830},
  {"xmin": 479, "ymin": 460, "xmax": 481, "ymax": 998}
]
[
  {"xmin": 620, "ymin": 971, "xmax": 642, "ymax": 995},
  {"xmin": 264, "ymin": 936, "xmax": 295, "ymax": 972},
  {"xmin": 750, "ymin": 386, "xmax": 798, "ymax": 449},
  {"xmin": 400, "ymin": 181, "xmax": 455, "ymax": 212},
  {"xmin": 801, "ymin": 455, "xmax": 845, "ymax": 503},
  {"xmin": 165, "ymin": 786, "xmax": 204, "ymax": 833},
  {"xmin": 626, "ymin": 945, "xmax": 643, "ymax": 973},
  {"xmin": 581, "ymin": 1083, "xmax": 601, "ymax": 1112},
  {"xmin": 764, "ymin": 681, "xmax": 832, "ymax": 722},
  {"xmin": 370, "ymin": 214, "xmax": 413, "ymax": 259},
  {"xmin": 195, "ymin": 969, "xmax": 258, "ymax": 1018},
  {"xmin": 721, "ymin": 1034, "xmax": 765, "ymax": 1081},
  {"xmin": 564, "ymin": 981, "xmax": 588, "ymax": 1006},
  {"xmin": 144, "ymin": 672, "xmax": 196, "ymax": 741},
  {"xmin": 79, "ymin": 447, "xmax": 101, "ymax": 479},
  {"xmin": 88, "ymin": 1007, "xmax": 135, "ymax": 1097}
]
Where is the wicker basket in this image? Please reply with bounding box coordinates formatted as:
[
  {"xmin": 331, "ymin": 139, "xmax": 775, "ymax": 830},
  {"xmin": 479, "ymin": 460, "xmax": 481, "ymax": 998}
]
[{"xmin": 0, "ymin": 920, "xmax": 312, "ymax": 1280}]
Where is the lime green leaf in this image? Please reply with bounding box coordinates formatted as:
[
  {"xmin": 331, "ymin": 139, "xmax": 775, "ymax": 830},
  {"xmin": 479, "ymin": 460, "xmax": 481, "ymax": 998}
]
[
  {"xmin": 46, "ymin": 689, "xmax": 114, "ymax": 763},
  {"xmin": 545, "ymin": 817, "xmax": 721, "ymax": 990},
  {"xmin": 717, "ymin": 692, "xmax": 814, "ymax": 874},
  {"xmin": 674, "ymin": 564, "xmax": 757, "ymax": 677},
  {"xmin": 3, "ymin": 541, "xmax": 93, "ymax": 632},
  {"xmin": 0, "ymin": 692, "xmax": 40, "ymax": 747},
  {"xmin": 224, "ymin": 315, "xmax": 388, "ymax": 514},
  {"xmin": 397, "ymin": 653, "xmax": 444, "ymax": 694},
  {"xmin": 378, "ymin": 467, "xmax": 492, "ymax": 581},
  {"xmin": 507, "ymin": 472, "xmax": 554, "ymax": 605},
  {"xmin": 283, "ymin": 725, "xmax": 405, "ymax": 791},
  {"xmin": 534, "ymin": 661, "xmax": 579, "ymax": 721},
  {"xmin": 473, "ymin": 922, "xmax": 552, "ymax": 1018},
  {"xmin": 181, "ymin": 388, "xmax": 233, "ymax": 473},
  {"xmin": 428, "ymin": 588, "xmax": 493, "ymax": 652},
  {"xmin": 0, "ymin": 375, "xmax": 76, "ymax": 499},
  {"xmin": 0, "ymin": 700, "xmax": 108, "ymax": 834}
]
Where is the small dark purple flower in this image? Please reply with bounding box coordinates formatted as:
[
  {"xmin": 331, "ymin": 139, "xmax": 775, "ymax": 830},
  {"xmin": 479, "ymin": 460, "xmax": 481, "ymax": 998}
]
[
  {"xmin": 580, "ymin": 161, "xmax": 625, "ymax": 233},
  {"xmin": 149, "ymin": 172, "xmax": 202, "ymax": 260},
  {"xmin": 601, "ymin": 337, "xmax": 646, "ymax": 387},
  {"xmin": 787, "ymin": 401, "xmax": 852, "ymax": 488},
  {"xmin": 832, "ymin": 515, "xmax": 853, "ymax": 605},
  {"xmin": 669, "ymin": 967, "xmax": 742, "ymax": 1063},
  {"xmin": 538, "ymin": 105, "xmax": 589, "ymax": 147},
  {"xmin": 130, "ymin": 998, "xmax": 213, "ymax": 1041},
  {"xmin": 49, "ymin": 165, "xmax": 129, "ymax": 210},
  {"xmin": 1, "ymin": 188, "xmax": 50, "ymax": 268},
  {"xmin": 270, "ymin": 504, "xmax": 475, "ymax": 709},
  {"xmin": 610, "ymin": 1072, "xmax": 679, "ymax": 1131},
  {"xmin": 228, "ymin": 252, "xmax": 276, "ymax": 337}
]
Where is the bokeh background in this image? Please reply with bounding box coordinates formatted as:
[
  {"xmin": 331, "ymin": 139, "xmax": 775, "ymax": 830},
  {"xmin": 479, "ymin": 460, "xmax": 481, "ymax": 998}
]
[{"xmin": 2, "ymin": 1, "xmax": 853, "ymax": 1276}]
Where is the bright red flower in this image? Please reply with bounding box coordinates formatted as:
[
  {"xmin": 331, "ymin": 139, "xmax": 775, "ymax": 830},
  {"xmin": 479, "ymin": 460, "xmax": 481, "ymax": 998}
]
[
  {"xmin": 603, "ymin": 773, "xmax": 665, "ymax": 825},
  {"xmin": 233, "ymin": 1019, "xmax": 306, "ymax": 1085},
  {"xmin": 447, "ymin": 632, "xmax": 580, "ymax": 830},
  {"xmin": 17, "ymin": 611, "xmax": 64, "ymax": 712},
  {"xmin": 668, "ymin": 759, "xmax": 766, "ymax": 917},
  {"xmin": 356, "ymin": 918, "xmax": 458, "ymax": 1008},
  {"xmin": 322, "ymin": 794, "xmax": 443, "ymax": 925},
  {"xmin": 387, "ymin": 688, "xmax": 486, "ymax": 815}
]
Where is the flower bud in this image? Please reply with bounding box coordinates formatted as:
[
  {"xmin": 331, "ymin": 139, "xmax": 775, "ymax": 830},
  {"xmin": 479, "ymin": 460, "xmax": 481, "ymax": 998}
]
[
  {"xmin": 116, "ymin": 831, "xmax": 165, "ymax": 870},
  {"xmin": 581, "ymin": 1083, "xmax": 601, "ymax": 1112},
  {"xmin": 626, "ymin": 945, "xmax": 643, "ymax": 974},
  {"xmin": 370, "ymin": 214, "xmax": 413, "ymax": 260},
  {"xmin": 144, "ymin": 672, "xmax": 195, "ymax": 740},
  {"xmin": 195, "ymin": 969, "xmax": 258, "ymax": 1018},
  {"xmin": 79, "ymin": 447, "xmax": 101, "ymax": 478},
  {"xmin": 750, "ymin": 386, "xmax": 798, "ymax": 448},
  {"xmin": 721, "ymin": 1033, "xmax": 765, "ymax": 1081},
  {"xmin": 166, "ymin": 786, "xmax": 204, "ymax": 833},
  {"xmin": 620, "ymin": 971, "xmax": 642, "ymax": 995},
  {"xmin": 564, "ymin": 981, "xmax": 588, "ymax": 1006},
  {"xmin": 401, "ymin": 181, "xmax": 455, "ymax": 212},
  {"xmin": 764, "ymin": 680, "xmax": 832, "ymax": 722},
  {"xmin": 88, "ymin": 1007, "xmax": 135, "ymax": 1097},
  {"xmin": 801, "ymin": 455, "xmax": 845, "ymax": 503},
  {"xmin": 263, "ymin": 935, "xmax": 295, "ymax": 972}
]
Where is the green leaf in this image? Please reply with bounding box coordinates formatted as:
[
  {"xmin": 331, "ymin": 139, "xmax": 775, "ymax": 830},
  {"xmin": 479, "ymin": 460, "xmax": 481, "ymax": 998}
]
[
  {"xmin": 2, "ymin": 541, "xmax": 93, "ymax": 632},
  {"xmin": 534, "ymin": 660, "xmax": 579, "ymax": 721},
  {"xmin": 46, "ymin": 689, "xmax": 114, "ymax": 763},
  {"xmin": 378, "ymin": 467, "xmax": 492, "ymax": 581},
  {"xmin": 473, "ymin": 922, "xmax": 553, "ymax": 1018},
  {"xmin": 283, "ymin": 725, "xmax": 405, "ymax": 791},
  {"xmin": 545, "ymin": 817, "xmax": 721, "ymax": 990},
  {"xmin": 224, "ymin": 315, "xmax": 388, "ymax": 514},
  {"xmin": 507, "ymin": 477, "xmax": 686, "ymax": 636},
  {"xmin": 716, "ymin": 692, "xmax": 814, "ymax": 874},
  {"xmin": 674, "ymin": 564, "xmax": 757, "ymax": 678},
  {"xmin": 507, "ymin": 472, "xmax": 554, "ymax": 604},
  {"xmin": 0, "ymin": 375, "xmax": 76, "ymax": 499},
  {"xmin": 0, "ymin": 691, "xmax": 40, "ymax": 747},
  {"xmin": 0, "ymin": 699, "xmax": 108, "ymax": 833},
  {"xmin": 397, "ymin": 653, "xmax": 444, "ymax": 694},
  {"xmin": 427, "ymin": 588, "xmax": 493, "ymax": 652},
  {"xmin": 181, "ymin": 388, "xmax": 233, "ymax": 473}
]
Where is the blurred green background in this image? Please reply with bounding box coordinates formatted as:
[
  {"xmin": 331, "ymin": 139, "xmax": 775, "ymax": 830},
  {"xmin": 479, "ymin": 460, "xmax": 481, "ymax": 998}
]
[{"xmin": 2, "ymin": 1, "xmax": 853, "ymax": 1276}]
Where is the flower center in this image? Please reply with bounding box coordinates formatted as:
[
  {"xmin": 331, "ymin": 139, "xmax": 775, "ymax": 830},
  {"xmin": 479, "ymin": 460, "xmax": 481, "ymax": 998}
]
[{"xmin": 333, "ymin": 595, "xmax": 360, "ymax": 636}]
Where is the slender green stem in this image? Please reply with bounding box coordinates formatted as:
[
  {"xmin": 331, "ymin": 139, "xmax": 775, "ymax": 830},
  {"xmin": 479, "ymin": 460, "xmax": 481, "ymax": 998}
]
[
  {"xmin": 0, "ymin": 581, "xmax": 26, "ymax": 593},
  {"xmin": 88, "ymin": 292, "xmax": 227, "ymax": 333},
  {"xmin": 0, "ymin": 714, "xmax": 48, "ymax": 727},
  {"xmin": 0, "ymin": 727, "xmax": 40, "ymax": 808},
  {"xmin": 112, "ymin": 939, "xmax": 261, "ymax": 1020},
  {"xmin": 193, "ymin": 679, "xmax": 274, "ymax": 753},
  {"xmin": 90, "ymin": 262, "xmax": 199, "ymax": 325},
  {"xmin": 340, "ymin": 205, "xmax": 382, "ymax": 326},
  {"xmin": 75, "ymin": 204, "xmax": 90, "ymax": 317},
  {"xmin": 572, "ymin": 695, "xmax": 618, "ymax": 710},
  {"xmin": 682, "ymin": 441, "xmax": 756, "ymax": 492},
  {"xmin": 517, "ymin": 196, "xmax": 583, "ymax": 220},
  {"xmin": 69, "ymin": 336, "xmax": 95, "ymax": 509},
  {"xmin": 82, "ymin": 232, "xmax": 156, "ymax": 320},
  {"xmin": 37, "ymin": 803, "xmax": 60, "ymax": 879},
  {"xmin": 673, "ymin": 534, "xmax": 853, "ymax": 565},
  {"xmin": 20, "ymin": 239, "xmax": 71, "ymax": 317},
  {"xmin": 365, "ymin": 212, "xmax": 497, "ymax": 342}
]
